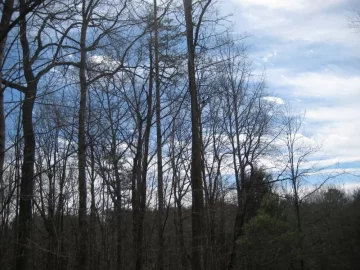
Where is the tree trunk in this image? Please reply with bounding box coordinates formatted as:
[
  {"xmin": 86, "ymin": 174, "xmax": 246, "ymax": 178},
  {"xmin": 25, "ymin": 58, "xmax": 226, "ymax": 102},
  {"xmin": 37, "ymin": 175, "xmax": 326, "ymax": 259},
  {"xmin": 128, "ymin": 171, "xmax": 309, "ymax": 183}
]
[
  {"xmin": 113, "ymin": 134, "xmax": 123, "ymax": 270},
  {"xmin": 16, "ymin": 85, "xmax": 36, "ymax": 270},
  {"xmin": 132, "ymin": 128, "xmax": 142, "ymax": 270},
  {"xmin": 294, "ymin": 187, "xmax": 305, "ymax": 270},
  {"xmin": 0, "ymin": 0, "xmax": 14, "ymax": 261},
  {"xmin": 183, "ymin": 1, "xmax": 205, "ymax": 269},
  {"xmin": 89, "ymin": 137, "xmax": 97, "ymax": 270},
  {"xmin": 77, "ymin": 1, "xmax": 89, "ymax": 269},
  {"xmin": 136, "ymin": 48, "xmax": 154, "ymax": 270},
  {"xmin": 227, "ymin": 90, "xmax": 249, "ymax": 270},
  {"xmin": 56, "ymin": 162, "xmax": 67, "ymax": 270},
  {"xmin": 154, "ymin": 1, "xmax": 165, "ymax": 269},
  {"xmin": 0, "ymin": 0, "xmax": 14, "ymax": 197},
  {"xmin": 16, "ymin": 1, "xmax": 37, "ymax": 268}
]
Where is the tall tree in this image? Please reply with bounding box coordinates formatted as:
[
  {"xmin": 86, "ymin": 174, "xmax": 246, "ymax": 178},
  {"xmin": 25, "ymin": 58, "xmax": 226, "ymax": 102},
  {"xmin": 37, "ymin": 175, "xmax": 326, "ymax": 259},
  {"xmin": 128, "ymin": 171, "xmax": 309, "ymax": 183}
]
[
  {"xmin": 153, "ymin": 0, "xmax": 165, "ymax": 268},
  {"xmin": 77, "ymin": 1, "xmax": 89, "ymax": 268},
  {"xmin": 9, "ymin": 1, "xmax": 46, "ymax": 268},
  {"xmin": 0, "ymin": 0, "xmax": 44, "ymax": 43},
  {"xmin": 276, "ymin": 108, "xmax": 339, "ymax": 270},
  {"xmin": 183, "ymin": 0, "xmax": 212, "ymax": 268},
  {"xmin": 0, "ymin": 0, "xmax": 14, "ymax": 202}
]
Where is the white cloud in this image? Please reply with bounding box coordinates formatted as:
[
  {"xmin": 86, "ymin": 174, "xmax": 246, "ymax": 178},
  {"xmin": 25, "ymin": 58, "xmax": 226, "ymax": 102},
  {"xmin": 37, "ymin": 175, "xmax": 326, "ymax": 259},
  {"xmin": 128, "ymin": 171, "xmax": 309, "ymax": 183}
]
[
  {"xmin": 272, "ymin": 69, "xmax": 360, "ymax": 100},
  {"xmin": 221, "ymin": 0, "xmax": 360, "ymax": 182},
  {"xmin": 342, "ymin": 181, "xmax": 360, "ymax": 193},
  {"xmin": 306, "ymin": 107, "xmax": 359, "ymax": 122},
  {"xmin": 263, "ymin": 96, "xmax": 285, "ymax": 104},
  {"xmin": 227, "ymin": 0, "xmax": 360, "ymax": 48},
  {"xmin": 261, "ymin": 52, "xmax": 277, "ymax": 63},
  {"xmin": 233, "ymin": 0, "xmax": 348, "ymax": 13},
  {"xmin": 267, "ymin": 68, "xmax": 360, "ymax": 168},
  {"xmin": 310, "ymin": 120, "xmax": 360, "ymax": 162}
]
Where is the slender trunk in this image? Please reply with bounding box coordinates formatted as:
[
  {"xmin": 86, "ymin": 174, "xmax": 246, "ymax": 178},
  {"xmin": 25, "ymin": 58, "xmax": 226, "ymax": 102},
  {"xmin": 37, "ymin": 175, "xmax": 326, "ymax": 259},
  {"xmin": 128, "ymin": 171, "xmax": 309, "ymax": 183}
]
[
  {"xmin": 294, "ymin": 187, "xmax": 305, "ymax": 270},
  {"xmin": 16, "ymin": 1, "xmax": 37, "ymax": 268},
  {"xmin": 13, "ymin": 113, "xmax": 22, "ymax": 269},
  {"xmin": 16, "ymin": 86, "xmax": 36, "ymax": 270},
  {"xmin": 56, "ymin": 163, "xmax": 66, "ymax": 270},
  {"xmin": 208, "ymin": 199, "xmax": 216, "ymax": 270},
  {"xmin": 46, "ymin": 171, "xmax": 57, "ymax": 270},
  {"xmin": 115, "ymin": 167, "xmax": 122, "ymax": 270},
  {"xmin": 77, "ymin": 2, "xmax": 89, "ymax": 269},
  {"xmin": 227, "ymin": 90, "xmax": 249, "ymax": 270},
  {"xmin": 170, "ymin": 124, "xmax": 188, "ymax": 269},
  {"xmin": 131, "ymin": 93, "xmax": 152, "ymax": 270},
  {"xmin": 0, "ymin": 0, "xmax": 14, "ymax": 262},
  {"xmin": 0, "ymin": 0, "xmax": 14, "ymax": 200},
  {"xmin": 183, "ymin": 1, "xmax": 204, "ymax": 269},
  {"xmin": 47, "ymin": 128, "xmax": 59, "ymax": 270},
  {"xmin": 56, "ymin": 132, "xmax": 71, "ymax": 270},
  {"xmin": 174, "ymin": 187, "xmax": 188, "ymax": 269},
  {"xmin": 225, "ymin": 98, "xmax": 240, "ymax": 270},
  {"xmin": 136, "ymin": 47, "xmax": 154, "ymax": 270},
  {"xmin": 89, "ymin": 137, "xmax": 97, "ymax": 270},
  {"xmin": 105, "ymin": 88, "xmax": 123, "ymax": 270},
  {"xmin": 132, "ymin": 128, "xmax": 142, "ymax": 270},
  {"xmin": 177, "ymin": 199, "xmax": 187, "ymax": 268},
  {"xmin": 219, "ymin": 196, "xmax": 227, "ymax": 270},
  {"xmin": 228, "ymin": 168, "xmax": 247, "ymax": 270},
  {"xmin": 154, "ymin": 1, "xmax": 165, "ymax": 269},
  {"xmin": 113, "ymin": 143, "xmax": 122, "ymax": 270}
]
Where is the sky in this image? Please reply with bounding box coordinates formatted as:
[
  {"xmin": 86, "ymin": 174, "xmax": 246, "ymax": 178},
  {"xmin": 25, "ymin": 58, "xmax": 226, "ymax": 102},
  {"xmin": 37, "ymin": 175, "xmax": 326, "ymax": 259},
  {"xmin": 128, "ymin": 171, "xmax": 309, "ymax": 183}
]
[{"xmin": 220, "ymin": 0, "xmax": 360, "ymax": 191}]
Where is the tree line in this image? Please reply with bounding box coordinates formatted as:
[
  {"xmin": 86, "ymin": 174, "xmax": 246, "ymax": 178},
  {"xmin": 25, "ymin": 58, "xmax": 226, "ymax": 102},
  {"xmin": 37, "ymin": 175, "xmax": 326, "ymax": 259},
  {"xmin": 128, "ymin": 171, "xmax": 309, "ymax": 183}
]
[{"xmin": 0, "ymin": 0, "xmax": 358, "ymax": 270}]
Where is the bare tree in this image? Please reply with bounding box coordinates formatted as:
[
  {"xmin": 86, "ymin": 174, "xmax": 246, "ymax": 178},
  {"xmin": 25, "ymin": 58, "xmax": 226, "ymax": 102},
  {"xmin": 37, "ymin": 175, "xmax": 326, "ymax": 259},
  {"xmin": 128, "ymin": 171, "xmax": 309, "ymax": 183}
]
[
  {"xmin": 206, "ymin": 39, "xmax": 282, "ymax": 269},
  {"xmin": 275, "ymin": 108, "xmax": 342, "ymax": 270},
  {"xmin": 1, "ymin": 1, "xmax": 50, "ymax": 268},
  {"xmin": 0, "ymin": 0, "xmax": 44, "ymax": 43},
  {"xmin": 1, "ymin": 0, "xmax": 345, "ymax": 269},
  {"xmin": 0, "ymin": 0, "xmax": 15, "ymax": 202},
  {"xmin": 182, "ymin": 1, "xmax": 215, "ymax": 268}
]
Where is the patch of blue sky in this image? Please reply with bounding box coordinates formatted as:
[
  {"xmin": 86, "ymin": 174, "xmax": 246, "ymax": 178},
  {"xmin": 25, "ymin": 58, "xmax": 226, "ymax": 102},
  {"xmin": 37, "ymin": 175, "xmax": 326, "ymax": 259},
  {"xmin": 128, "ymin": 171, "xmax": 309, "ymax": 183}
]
[
  {"xmin": 250, "ymin": 40, "xmax": 358, "ymax": 71},
  {"xmin": 218, "ymin": 0, "xmax": 360, "ymax": 192},
  {"xmin": 328, "ymin": 161, "xmax": 360, "ymax": 170}
]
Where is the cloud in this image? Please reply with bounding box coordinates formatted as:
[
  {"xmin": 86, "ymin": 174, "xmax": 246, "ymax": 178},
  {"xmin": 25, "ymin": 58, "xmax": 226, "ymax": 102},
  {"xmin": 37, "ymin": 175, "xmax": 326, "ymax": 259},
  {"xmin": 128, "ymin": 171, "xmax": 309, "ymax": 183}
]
[
  {"xmin": 273, "ymin": 70, "xmax": 360, "ymax": 99},
  {"xmin": 220, "ymin": 0, "xmax": 360, "ymax": 183},
  {"xmin": 267, "ymin": 69, "xmax": 360, "ymax": 167},
  {"xmin": 226, "ymin": 0, "xmax": 360, "ymax": 49},
  {"xmin": 343, "ymin": 181, "xmax": 360, "ymax": 191},
  {"xmin": 261, "ymin": 68, "xmax": 360, "ymax": 175},
  {"xmin": 234, "ymin": 0, "xmax": 349, "ymax": 12},
  {"xmin": 263, "ymin": 96, "xmax": 285, "ymax": 104}
]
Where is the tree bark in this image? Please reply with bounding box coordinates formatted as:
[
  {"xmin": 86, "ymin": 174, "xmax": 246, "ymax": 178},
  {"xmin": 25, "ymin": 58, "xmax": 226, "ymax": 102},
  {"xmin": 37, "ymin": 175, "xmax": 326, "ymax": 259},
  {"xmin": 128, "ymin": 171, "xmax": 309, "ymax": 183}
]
[
  {"xmin": 0, "ymin": 0, "xmax": 14, "ymax": 196},
  {"xmin": 0, "ymin": 1, "xmax": 14, "ymax": 261},
  {"xmin": 154, "ymin": 1, "xmax": 165, "ymax": 269},
  {"xmin": 183, "ymin": 1, "xmax": 205, "ymax": 269},
  {"xmin": 136, "ymin": 50, "xmax": 154, "ymax": 270},
  {"xmin": 16, "ymin": 86, "xmax": 36, "ymax": 270},
  {"xmin": 77, "ymin": 1, "xmax": 89, "ymax": 269},
  {"xmin": 16, "ymin": 1, "xmax": 37, "ymax": 268}
]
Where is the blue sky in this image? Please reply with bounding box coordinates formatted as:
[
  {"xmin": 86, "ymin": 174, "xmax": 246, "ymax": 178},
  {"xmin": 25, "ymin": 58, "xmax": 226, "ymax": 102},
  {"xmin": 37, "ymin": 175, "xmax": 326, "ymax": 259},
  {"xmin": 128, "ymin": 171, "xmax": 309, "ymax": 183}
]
[{"xmin": 220, "ymin": 0, "xmax": 360, "ymax": 191}]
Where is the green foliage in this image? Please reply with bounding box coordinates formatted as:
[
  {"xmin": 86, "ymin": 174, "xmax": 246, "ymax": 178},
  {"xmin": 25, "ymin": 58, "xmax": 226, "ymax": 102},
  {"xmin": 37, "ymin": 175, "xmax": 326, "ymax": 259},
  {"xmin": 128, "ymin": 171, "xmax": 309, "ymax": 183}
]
[{"xmin": 237, "ymin": 195, "xmax": 298, "ymax": 270}]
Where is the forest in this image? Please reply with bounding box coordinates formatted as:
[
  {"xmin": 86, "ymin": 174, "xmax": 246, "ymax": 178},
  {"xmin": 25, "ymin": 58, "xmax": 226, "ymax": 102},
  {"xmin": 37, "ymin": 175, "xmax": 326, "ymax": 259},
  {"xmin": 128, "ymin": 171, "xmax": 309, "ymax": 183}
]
[{"xmin": 0, "ymin": 0, "xmax": 359, "ymax": 270}]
